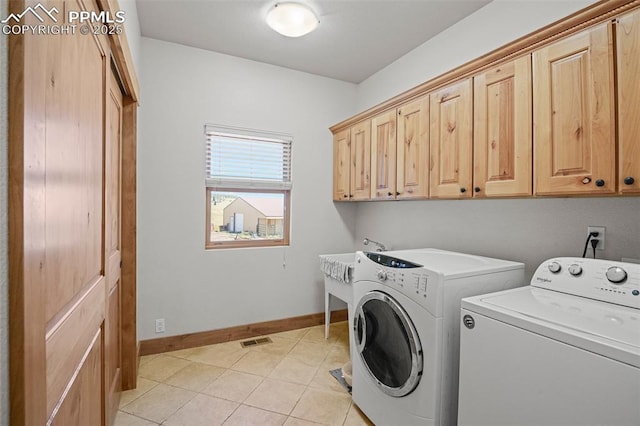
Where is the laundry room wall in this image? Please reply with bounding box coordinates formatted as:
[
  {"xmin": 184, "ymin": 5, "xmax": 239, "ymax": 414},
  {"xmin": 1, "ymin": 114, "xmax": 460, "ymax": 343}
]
[
  {"xmin": 137, "ymin": 37, "xmax": 357, "ymax": 340},
  {"xmin": 353, "ymin": 0, "xmax": 640, "ymax": 280},
  {"xmin": 0, "ymin": 0, "xmax": 9, "ymax": 422}
]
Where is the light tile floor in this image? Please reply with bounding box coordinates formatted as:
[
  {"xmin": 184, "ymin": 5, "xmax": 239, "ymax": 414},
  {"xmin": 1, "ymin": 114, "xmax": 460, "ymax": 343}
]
[{"xmin": 116, "ymin": 322, "xmax": 374, "ymax": 426}]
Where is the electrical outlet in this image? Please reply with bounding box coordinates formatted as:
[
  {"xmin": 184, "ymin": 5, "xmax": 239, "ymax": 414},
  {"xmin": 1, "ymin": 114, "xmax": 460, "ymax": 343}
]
[
  {"xmin": 155, "ymin": 318, "xmax": 165, "ymax": 333},
  {"xmin": 587, "ymin": 226, "xmax": 605, "ymax": 250}
]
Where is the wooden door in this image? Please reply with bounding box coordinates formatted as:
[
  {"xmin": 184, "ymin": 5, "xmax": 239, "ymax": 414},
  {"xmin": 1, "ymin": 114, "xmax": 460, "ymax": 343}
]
[
  {"xmin": 533, "ymin": 22, "xmax": 615, "ymax": 195},
  {"xmin": 616, "ymin": 9, "xmax": 640, "ymax": 194},
  {"xmin": 333, "ymin": 128, "xmax": 351, "ymax": 200},
  {"xmin": 397, "ymin": 96, "xmax": 429, "ymax": 199},
  {"xmin": 350, "ymin": 120, "xmax": 371, "ymax": 201},
  {"xmin": 105, "ymin": 67, "xmax": 124, "ymax": 425},
  {"xmin": 8, "ymin": 0, "xmax": 119, "ymax": 424},
  {"xmin": 429, "ymin": 79, "xmax": 473, "ymax": 198},
  {"xmin": 370, "ymin": 110, "xmax": 397, "ymax": 200},
  {"xmin": 473, "ymin": 57, "xmax": 532, "ymax": 197}
]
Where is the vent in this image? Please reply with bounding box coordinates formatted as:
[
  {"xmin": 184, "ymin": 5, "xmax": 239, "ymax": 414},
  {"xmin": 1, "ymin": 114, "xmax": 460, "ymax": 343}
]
[{"xmin": 239, "ymin": 337, "xmax": 273, "ymax": 348}]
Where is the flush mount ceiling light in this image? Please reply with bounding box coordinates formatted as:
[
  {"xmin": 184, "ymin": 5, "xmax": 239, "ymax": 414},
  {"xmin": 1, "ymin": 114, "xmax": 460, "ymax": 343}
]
[{"xmin": 266, "ymin": 2, "xmax": 319, "ymax": 38}]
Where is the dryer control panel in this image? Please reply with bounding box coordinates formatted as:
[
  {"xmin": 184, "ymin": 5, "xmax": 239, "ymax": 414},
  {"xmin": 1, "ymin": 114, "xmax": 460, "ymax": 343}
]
[{"xmin": 532, "ymin": 257, "xmax": 640, "ymax": 309}]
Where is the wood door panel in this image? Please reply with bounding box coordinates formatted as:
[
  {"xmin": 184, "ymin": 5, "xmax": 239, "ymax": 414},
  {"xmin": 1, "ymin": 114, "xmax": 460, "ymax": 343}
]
[
  {"xmin": 350, "ymin": 120, "xmax": 371, "ymax": 200},
  {"xmin": 474, "ymin": 57, "xmax": 532, "ymax": 197},
  {"xmin": 49, "ymin": 330, "xmax": 103, "ymax": 426},
  {"xmin": 429, "ymin": 79, "xmax": 473, "ymax": 198},
  {"xmin": 332, "ymin": 129, "xmax": 351, "ymax": 200},
  {"xmin": 371, "ymin": 110, "xmax": 397, "ymax": 199},
  {"xmin": 533, "ymin": 23, "xmax": 615, "ymax": 195},
  {"xmin": 617, "ymin": 9, "xmax": 640, "ymax": 194},
  {"xmin": 44, "ymin": 0, "xmax": 105, "ymax": 322},
  {"xmin": 46, "ymin": 277, "xmax": 105, "ymax": 418},
  {"xmin": 397, "ymin": 97, "xmax": 429, "ymax": 199}
]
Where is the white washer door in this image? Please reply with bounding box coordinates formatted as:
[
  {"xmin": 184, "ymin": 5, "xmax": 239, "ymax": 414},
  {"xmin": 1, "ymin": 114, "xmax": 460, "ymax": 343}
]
[{"xmin": 354, "ymin": 290, "xmax": 423, "ymax": 397}]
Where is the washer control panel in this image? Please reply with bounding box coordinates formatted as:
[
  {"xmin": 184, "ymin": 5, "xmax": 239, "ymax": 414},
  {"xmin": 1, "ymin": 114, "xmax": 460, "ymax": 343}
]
[{"xmin": 532, "ymin": 257, "xmax": 640, "ymax": 309}]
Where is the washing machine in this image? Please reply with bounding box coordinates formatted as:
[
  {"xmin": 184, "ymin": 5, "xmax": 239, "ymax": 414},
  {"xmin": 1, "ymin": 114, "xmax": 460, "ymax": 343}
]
[
  {"xmin": 458, "ymin": 257, "xmax": 640, "ymax": 426},
  {"xmin": 351, "ymin": 249, "xmax": 524, "ymax": 426}
]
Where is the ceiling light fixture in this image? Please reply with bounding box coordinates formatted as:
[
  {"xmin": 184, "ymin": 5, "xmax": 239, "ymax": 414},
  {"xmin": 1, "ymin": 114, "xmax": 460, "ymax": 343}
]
[{"xmin": 266, "ymin": 2, "xmax": 319, "ymax": 38}]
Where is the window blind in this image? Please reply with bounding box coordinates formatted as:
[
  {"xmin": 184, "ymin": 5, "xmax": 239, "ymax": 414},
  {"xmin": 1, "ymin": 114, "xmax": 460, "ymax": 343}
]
[{"xmin": 205, "ymin": 125, "xmax": 292, "ymax": 190}]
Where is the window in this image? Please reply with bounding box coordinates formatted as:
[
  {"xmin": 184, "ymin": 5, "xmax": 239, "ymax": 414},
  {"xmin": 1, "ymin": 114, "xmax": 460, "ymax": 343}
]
[{"xmin": 205, "ymin": 125, "xmax": 292, "ymax": 249}]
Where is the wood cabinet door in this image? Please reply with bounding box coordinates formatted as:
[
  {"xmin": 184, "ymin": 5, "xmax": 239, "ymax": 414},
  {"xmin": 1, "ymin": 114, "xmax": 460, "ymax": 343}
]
[
  {"xmin": 474, "ymin": 56, "xmax": 532, "ymax": 197},
  {"xmin": 617, "ymin": 9, "xmax": 640, "ymax": 194},
  {"xmin": 333, "ymin": 128, "xmax": 351, "ymax": 200},
  {"xmin": 429, "ymin": 79, "xmax": 473, "ymax": 198},
  {"xmin": 533, "ymin": 22, "xmax": 615, "ymax": 195},
  {"xmin": 397, "ymin": 96, "xmax": 429, "ymax": 199},
  {"xmin": 350, "ymin": 120, "xmax": 372, "ymax": 200},
  {"xmin": 371, "ymin": 110, "xmax": 397, "ymax": 200}
]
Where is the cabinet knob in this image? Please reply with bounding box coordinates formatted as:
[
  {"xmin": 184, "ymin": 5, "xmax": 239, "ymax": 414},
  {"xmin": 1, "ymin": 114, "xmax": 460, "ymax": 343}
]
[
  {"xmin": 387, "ymin": 192, "xmax": 393, "ymax": 197},
  {"xmin": 474, "ymin": 187, "xmax": 481, "ymax": 193},
  {"xmin": 349, "ymin": 194, "xmax": 353, "ymax": 198},
  {"xmin": 624, "ymin": 176, "xmax": 635, "ymax": 185},
  {"xmin": 460, "ymin": 188, "xmax": 467, "ymax": 193},
  {"xmin": 343, "ymin": 194, "xmax": 348, "ymax": 198},
  {"xmin": 396, "ymin": 192, "xmax": 400, "ymax": 196},
  {"xmin": 595, "ymin": 179, "xmax": 605, "ymax": 187}
]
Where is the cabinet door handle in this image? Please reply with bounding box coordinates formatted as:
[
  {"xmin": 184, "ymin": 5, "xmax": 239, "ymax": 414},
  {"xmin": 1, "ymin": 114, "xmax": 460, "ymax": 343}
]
[
  {"xmin": 595, "ymin": 179, "xmax": 605, "ymax": 187},
  {"xmin": 624, "ymin": 176, "xmax": 635, "ymax": 185},
  {"xmin": 387, "ymin": 192, "xmax": 393, "ymax": 197},
  {"xmin": 460, "ymin": 187, "xmax": 467, "ymax": 193},
  {"xmin": 343, "ymin": 194, "xmax": 348, "ymax": 198},
  {"xmin": 396, "ymin": 192, "xmax": 401, "ymax": 196},
  {"xmin": 474, "ymin": 187, "xmax": 481, "ymax": 193}
]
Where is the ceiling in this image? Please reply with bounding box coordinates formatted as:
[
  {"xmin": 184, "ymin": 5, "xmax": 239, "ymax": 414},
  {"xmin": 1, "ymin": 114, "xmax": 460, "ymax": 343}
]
[{"xmin": 136, "ymin": 0, "xmax": 492, "ymax": 83}]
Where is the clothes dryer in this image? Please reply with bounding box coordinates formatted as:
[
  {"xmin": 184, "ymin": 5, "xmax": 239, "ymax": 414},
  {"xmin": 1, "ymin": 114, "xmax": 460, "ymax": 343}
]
[{"xmin": 351, "ymin": 249, "xmax": 524, "ymax": 426}]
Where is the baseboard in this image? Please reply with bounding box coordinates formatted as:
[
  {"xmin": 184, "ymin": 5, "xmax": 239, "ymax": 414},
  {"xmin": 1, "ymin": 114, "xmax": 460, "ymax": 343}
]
[{"xmin": 139, "ymin": 309, "xmax": 349, "ymax": 356}]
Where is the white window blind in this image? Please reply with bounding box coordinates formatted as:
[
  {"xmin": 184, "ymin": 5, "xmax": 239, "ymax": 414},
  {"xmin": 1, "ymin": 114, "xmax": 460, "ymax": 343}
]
[{"xmin": 205, "ymin": 125, "xmax": 292, "ymax": 190}]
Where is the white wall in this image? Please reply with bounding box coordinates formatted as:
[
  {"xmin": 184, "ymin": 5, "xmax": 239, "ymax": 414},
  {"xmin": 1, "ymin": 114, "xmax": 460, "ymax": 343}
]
[
  {"xmin": 354, "ymin": 0, "xmax": 640, "ymax": 280},
  {"xmin": 138, "ymin": 38, "xmax": 357, "ymax": 340},
  {"xmin": 357, "ymin": 0, "xmax": 598, "ymax": 111},
  {"xmin": 118, "ymin": 0, "xmax": 141, "ymax": 78},
  {"xmin": 0, "ymin": 0, "xmax": 9, "ymax": 423}
]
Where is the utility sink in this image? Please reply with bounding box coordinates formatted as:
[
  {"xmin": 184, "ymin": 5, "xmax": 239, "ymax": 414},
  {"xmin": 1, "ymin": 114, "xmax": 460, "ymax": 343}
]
[{"xmin": 319, "ymin": 253, "xmax": 356, "ymax": 340}]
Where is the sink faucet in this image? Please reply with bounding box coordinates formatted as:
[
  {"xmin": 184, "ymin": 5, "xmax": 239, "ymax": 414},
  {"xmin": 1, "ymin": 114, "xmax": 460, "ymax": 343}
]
[{"xmin": 363, "ymin": 237, "xmax": 386, "ymax": 252}]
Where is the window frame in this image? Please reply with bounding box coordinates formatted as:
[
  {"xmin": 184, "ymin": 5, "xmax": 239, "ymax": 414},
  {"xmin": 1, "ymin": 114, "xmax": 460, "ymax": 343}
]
[
  {"xmin": 205, "ymin": 187, "xmax": 291, "ymax": 249},
  {"xmin": 204, "ymin": 124, "xmax": 292, "ymax": 250}
]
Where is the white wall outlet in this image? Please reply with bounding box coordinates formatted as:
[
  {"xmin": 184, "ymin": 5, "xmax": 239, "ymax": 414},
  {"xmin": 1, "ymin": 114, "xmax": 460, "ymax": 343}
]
[
  {"xmin": 587, "ymin": 226, "xmax": 605, "ymax": 250},
  {"xmin": 155, "ymin": 318, "xmax": 165, "ymax": 333}
]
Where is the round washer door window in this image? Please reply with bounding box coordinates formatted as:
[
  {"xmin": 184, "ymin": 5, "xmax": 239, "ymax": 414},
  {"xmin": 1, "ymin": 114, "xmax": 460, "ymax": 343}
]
[{"xmin": 354, "ymin": 290, "xmax": 423, "ymax": 397}]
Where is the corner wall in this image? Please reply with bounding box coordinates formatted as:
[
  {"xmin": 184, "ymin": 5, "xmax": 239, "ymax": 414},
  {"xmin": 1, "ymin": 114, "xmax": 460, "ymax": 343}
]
[
  {"xmin": 356, "ymin": 0, "xmax": 599, "ymax": 110},
  {"xmin": 137, "ymin": 38, "xmax": 357, "ymax": 340},
  {"xmin": 353, "ymin": 0, "xmax": 640, "ymax": 279},
  {"xmin": 0, "ymin": 0, "xmax": 9, "ymax": 423}
]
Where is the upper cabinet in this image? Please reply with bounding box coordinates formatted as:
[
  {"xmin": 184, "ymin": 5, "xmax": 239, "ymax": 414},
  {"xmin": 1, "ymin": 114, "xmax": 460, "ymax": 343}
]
[
  {"xmin": 429, "ymin": 79, "xmax": 473, "ymax": 199},
  {"xmin": 473, "ymin": 57, "xmax": 532, "ymax": 197},
  {"xmin": 371, "ymin": 110, "xmax": 397, "ymax": 200},
  {"xmin": 330, "ymin": 2, "xmax": 640, "ymax": 202},
  {"xmin": 533, "ymin": 22, "xmax": 616, "ymax": 196},
  {"xmin": 370, "ymin": 96, "xmax": 430, "ymax": 200},
  {"xmin": 332, "ymin": 128, "xmax": 351, "ymax": 201},
  {"xmin": 350, "ymin": 120, "xmax": 372, "ymax": 201},
  {"xmin": 332, "ymin": 120, "xmax": 371, "ymax": 201},
  {"xmin": 397, "ymin": 97, "xmax": 429, "ymax": 199},
  {"xmin": 616, "ymin": 8, "xmax": 640, "ymax": 194}
]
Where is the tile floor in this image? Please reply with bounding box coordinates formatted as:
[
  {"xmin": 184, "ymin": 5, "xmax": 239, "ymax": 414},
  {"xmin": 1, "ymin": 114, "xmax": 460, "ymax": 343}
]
[{"xmin": 115, "ymin": 322, "xmax": 374, "ymax": 426}]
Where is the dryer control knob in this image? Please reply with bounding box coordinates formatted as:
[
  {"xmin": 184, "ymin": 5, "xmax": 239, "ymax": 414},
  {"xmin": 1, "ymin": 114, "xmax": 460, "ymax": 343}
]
[
  {"xmin": 606, "ymin": 266, "xmax": 627, "ymax": 284},
  {"xmin": 548, "ymin": 261, "xmax": 562, "ymax": 273},
  {"xmin": 377, "ymin": 270, "xmax": 388, "ymax": 281},
  {"xmin": 568, "ymin": 264, "xmax": 582, "ymax": 276}
]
